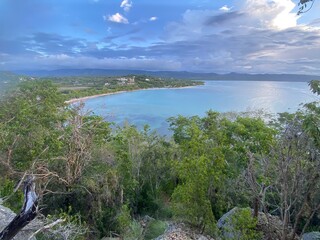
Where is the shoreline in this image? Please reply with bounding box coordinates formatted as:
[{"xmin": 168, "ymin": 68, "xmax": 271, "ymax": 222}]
[{"xmin": 65, "ymin": 85, "xmax": 198, "ymax": 104}]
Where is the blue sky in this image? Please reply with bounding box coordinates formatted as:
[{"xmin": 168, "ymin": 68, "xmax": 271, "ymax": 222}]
[{"xmin": 0, "ymin": 0, "xmax": 320, "ymax": 74}]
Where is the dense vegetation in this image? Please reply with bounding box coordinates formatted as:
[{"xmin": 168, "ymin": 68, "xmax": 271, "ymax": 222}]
[
  {"xmin": 0, "ymin": 71, "xmax": 33, "ymax": 96},
  {"xmin": 0, "ymin": 80, "xmax": 319, "ymax": 239},
  {"xmin": 42, "ymin": 75, "xmax": 203, "ymax": 100},
  {"xmin": 0, "ymin": 71, "xmax": 203, "ymax": 101}
]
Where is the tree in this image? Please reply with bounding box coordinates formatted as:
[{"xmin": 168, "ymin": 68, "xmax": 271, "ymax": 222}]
[
  {"xmin": 298, "ymin": 0, "xmax": 316, "ymax": 15},
  {"xmin": 169, "ymin": 111, "xmax": 276, "ymax": 232},
  {"xmin": 0, "ymin": 80, "xmax": 65, "ymax": 173},
  {"xmin": 244, "ymin": 81, "xmax": 320, "ymax": 239},
  {"xmin": 170, "ymin": 118, "xmax": 220, "ymax": 234}
]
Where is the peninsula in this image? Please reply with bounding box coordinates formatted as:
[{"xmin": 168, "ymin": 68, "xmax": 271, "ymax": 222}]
[{"xmin": 48, "ymin": 74, "xmax": 203, "ymax": 102}]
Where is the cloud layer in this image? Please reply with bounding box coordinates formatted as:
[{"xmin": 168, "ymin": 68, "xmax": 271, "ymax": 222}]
[{"xmin": 1, "ymin": 0, "xmax": 320, "ymax": 74}]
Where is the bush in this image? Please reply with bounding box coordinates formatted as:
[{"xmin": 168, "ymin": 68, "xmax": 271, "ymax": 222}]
[
  {"xmin": 144, "ymin": 220, "xmax": 167, "ymax": 240},
  {"xmin": 124, "ymin": 220, "xmax": 143, "ymax": 240},
  {"xmin": 116, "ymin": 204, "xmax": 132, "ymax": 235},
  {"xmin": 0, "ymin": 178, "xmax": 24, "ymax": 212},
  {"xmin": 228, "ymin": 208, "xmax": 263, "ymax": 240}
]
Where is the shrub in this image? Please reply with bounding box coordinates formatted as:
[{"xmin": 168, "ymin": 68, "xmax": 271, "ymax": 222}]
[
  {"xmin": 228, "ymin": 208, "xmax": 263, "ymax": 240},
  {"xmin": 144, "ymin": 220, "xmax": 167, "ymax": 240}
]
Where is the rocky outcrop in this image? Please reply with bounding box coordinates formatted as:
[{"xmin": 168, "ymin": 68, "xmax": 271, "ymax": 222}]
[
  {"xmin": 302, "ymin": 232, "xmax": 320, "ymax": 240},
  {"xmin": 255, "ymin": 211, "xmax": 293, "ymax": 240},
  {"xmin": 217, "ymin": 207, "xmax": 299, "ymax": 240},
  {"xmin": 155, "ymin": 222, "xmax": 215, "ymax": 240},
  {"xmin": 217, "ymin": 207, "xmax": 238, "ymax": 239},
  {"xmin": 0, "ymin": 203, "xmax": 40, "ymax": 240}
]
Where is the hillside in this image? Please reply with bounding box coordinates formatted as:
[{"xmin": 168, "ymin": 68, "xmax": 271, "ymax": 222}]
[
  {"xmin": 0, "ymin": 71, "xmax": 202, "ymax": 100},
  {"xmin": 14, "ymin": 69, "xmax": 320, "ymax": 82},
  {"xmin": 0, "ymin": 71, "xmax": 33, "ymax": 95}
]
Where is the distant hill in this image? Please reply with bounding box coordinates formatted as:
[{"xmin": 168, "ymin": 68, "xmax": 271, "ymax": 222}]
[
  {"xmin": 0, "ymin": 71, "xmax": 33, "ymax": 95},
  {"xmin": 14, "ymin": 69, "xmax": 320, "ymax": 82}
]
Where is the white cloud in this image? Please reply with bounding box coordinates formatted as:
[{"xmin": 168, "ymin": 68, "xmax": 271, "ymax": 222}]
[
  {"xmin": 104, "ymin": 13, "xmax": 129, "ymax": 24},
  {"xmin": 160, "ymin": 0, "xmax": 320, "ymax": 74},
  {"xmin": 244, "ymin": 0, "xmax": 298, "ymax": 30},
  {"xmin": 149, "ymin": 16, "xmax": 158, "ymax": 21},
  {"xmin": 120, "ymin": 0, "xmax": 132, "ymax": 12},
  {"xmin": 272, "ymin": 0, "xmax": 298, "ymax": 29},
  {"xmin": 219, "ymin": 5, "xmax": 231, "ymax": 12}
]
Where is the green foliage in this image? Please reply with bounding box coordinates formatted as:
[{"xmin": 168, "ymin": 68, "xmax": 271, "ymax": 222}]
[
  {"xmin": 0, "ymin": 80, "xmax": 66, "ymax": 170},
  {"xmin": 172, "ymin": 182, "xmax": 216, "ymax": 234},
  {"xmin": 227, "ymin": 208, "xmax": 262, "ymax": 240},
  {"xmin": 169, "ymin": 111, "xmax": 275, "ymax": 223},
  {"xmin": 112, "ymin": 125, "xmax": 175, "ymax": 216},
  {"xmin": 124, "ymin": 220, "xmax": 144, "ymax": 240},
  {"xmin": 309, "ymin": 80, "xmax": 320, "ymax": 95},
  {"xmin": 144, "ymin": 220, "xmax": 167, "ymax": 240},
  {"xmin": 170, "ymin": 116, "xmax": 223, "ymax": 234},
  {"xmin": 0, "ymin": 178, "xmax": 24, "ymax": 212},
  {"xmin": 114, "ymin": 204, "xmax": 145, "ymax": 240},
  {"xmin": 116, "ymin": 204, "xmax": 132, "ymax": 235},
  {"xmin": 49, "ymin": 74, "xmax": 203, "ymax": 100}
]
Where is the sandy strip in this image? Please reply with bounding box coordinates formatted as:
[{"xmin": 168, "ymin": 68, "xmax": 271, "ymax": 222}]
[
  {"xmin": 64, "ymin": 85, "xmax": 198, "ymax": 104},
  {"xmin": 65, "ymin": 91, "xmax": 128, "ymax": 104}
]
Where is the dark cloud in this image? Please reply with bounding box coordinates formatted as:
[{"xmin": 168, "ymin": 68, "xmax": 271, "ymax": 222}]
[
  {"xmin": 205, "ymin": 11, "xmax": 245, "ymax": 25},
  {"xmin": 129, "ymin": 37, "xmax": 146, "ymax": 42},
  {"xmin": 104, "ymin": 28, "xmax": 141, "ymax": 41}
]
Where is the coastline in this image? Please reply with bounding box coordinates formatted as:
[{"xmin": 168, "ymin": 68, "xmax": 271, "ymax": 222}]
[
  {"xmin": 65, "ymin": 90, "xmax": 128, "ymax": 104},
  {"xmin": 64, "ymin": 85, "xmax": 198, "ymax": 104}
]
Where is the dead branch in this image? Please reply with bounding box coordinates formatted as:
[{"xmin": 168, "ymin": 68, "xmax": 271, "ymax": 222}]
[{"xmin": 0, "ymin": 175, "xmax": 38, "ymax": 240}]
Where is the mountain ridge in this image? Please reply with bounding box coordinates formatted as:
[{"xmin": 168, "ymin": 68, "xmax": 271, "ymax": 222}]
[{"xmin": 12, "ymin": 69, "xmax": 320, "ymax": 82}]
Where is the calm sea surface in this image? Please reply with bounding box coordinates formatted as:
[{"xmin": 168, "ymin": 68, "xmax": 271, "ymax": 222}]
[{"xmin": 83, "ymin": 81, "xmax": 318, "ymax": 135}]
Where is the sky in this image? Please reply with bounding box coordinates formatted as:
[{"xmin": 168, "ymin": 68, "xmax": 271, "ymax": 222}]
[{"xmin": 0, "ymin": 0, "xmax": 320, "ymax": 74}]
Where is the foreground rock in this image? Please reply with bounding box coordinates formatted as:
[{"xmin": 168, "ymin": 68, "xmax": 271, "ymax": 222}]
[
  {"xmin": 217, "ymin": 207, "xmax": 299, "ymax": 240},
  {"xmin": 0, "ymin": 204, "xmax": 40, "ymax": 240},
  {"xmin": 302, "ymin": 232, "xmax": 320, "ymax": 240},
  {"xmin": 155, "ymin": 222, "xmax": 214, "ymax": 240}
]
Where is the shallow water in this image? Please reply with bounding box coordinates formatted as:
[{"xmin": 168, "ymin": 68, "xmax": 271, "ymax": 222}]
[{"xmin": 83, "ymin": 81, "xmax": 318, "ymax": 135}]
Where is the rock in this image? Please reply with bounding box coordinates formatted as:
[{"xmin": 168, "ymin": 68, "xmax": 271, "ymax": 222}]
[
  {"xmin": 198, "ymin": 236, "xmax": 210, "ymax": 240},
  {"xmin": 217, "ymin": 207, "xmax": 299, "ymax": 240},
  {"xmin": 100, "ymin": 238, "xmax": 120, "ymax": 240},
  {"xmin": 155, "ymin": 222, "xmax": 214, "ymax": 240},
  {"xmin": 302, "ymin": 232, "xmax": 320, "ymax": 240},
  {"xmin": 0, "ymin": 204, "xmax": 41, "ymax": 240},
  {"xmin": 217, "ymin": 207, "xmax": 239, "ymax": 239},
  {"xmin": 140, "ymin": 215, "xmax": 155, "ymax": 228},
  {"xmin": 217, "ymin": 207, "xmax": 238, "ymax": 229}
]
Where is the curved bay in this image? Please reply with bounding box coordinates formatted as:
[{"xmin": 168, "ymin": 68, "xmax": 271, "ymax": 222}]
[{"xmin": 83, "ymin": 81, "xmax": 318, "ymax": 135}]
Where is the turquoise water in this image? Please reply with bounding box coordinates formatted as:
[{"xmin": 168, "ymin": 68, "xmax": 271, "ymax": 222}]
[{"xmin": 83, "ymin": 81, "xmax": 318, "ymax": 135}]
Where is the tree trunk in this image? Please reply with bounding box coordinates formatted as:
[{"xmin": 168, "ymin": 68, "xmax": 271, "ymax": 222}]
[
  {"xmin": 0, "ymin": 176, "xmax": 38, "ymax": 240},
  {"xmin": 253, "ymin": 196, "xmax": 259, "ymax": 218}
]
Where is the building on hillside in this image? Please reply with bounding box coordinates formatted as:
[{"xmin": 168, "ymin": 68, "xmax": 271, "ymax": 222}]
[{"xmin": 116, "ymin": 76, "xmax": 135, "ymax": 85}]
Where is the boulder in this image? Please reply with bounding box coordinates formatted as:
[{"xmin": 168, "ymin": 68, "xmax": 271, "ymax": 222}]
[
  {"xmin": 0, "ymin": 203, "xmax": 40, "ymax": 240},
  {"xmin": 217, "ymin": 207, "xmax": 244, "ymax": 240},
  {"xmin": 302, "ymin": 232, "xmax": 320, "ymax": 240},
  {"xmin": 217, "ymin": 207, "xmax": 299, "ymax": 240},
  {"xmin": 155, "ymin": 222, "xmax": 214, "ymax": 240}
]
